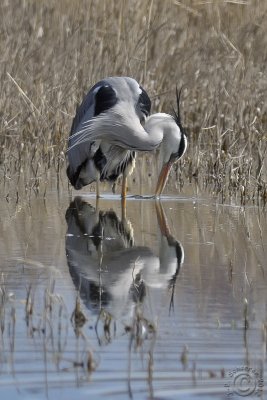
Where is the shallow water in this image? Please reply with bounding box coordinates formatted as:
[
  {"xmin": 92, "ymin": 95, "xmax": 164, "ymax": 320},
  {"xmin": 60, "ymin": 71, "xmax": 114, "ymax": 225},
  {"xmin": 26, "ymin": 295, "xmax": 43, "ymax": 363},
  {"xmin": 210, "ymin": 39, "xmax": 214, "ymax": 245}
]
[{"xmin": 0, "ymin": 185, "xmax": 267, "ymax": 399}]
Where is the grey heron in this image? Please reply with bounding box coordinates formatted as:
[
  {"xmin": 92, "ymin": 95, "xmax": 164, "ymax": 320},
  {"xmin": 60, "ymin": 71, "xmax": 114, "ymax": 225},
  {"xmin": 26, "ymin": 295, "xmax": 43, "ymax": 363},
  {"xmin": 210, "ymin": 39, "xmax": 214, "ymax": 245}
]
[{"xmin": 67, "ymin": 76, "xmax": 187, "ymax": 197}]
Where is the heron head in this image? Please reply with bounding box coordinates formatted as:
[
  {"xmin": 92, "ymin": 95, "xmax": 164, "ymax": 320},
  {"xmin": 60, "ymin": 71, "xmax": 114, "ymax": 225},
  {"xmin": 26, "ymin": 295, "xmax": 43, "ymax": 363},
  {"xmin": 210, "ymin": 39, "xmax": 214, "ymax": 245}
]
[{"xmin": 155, "ymin": 88, "xmax": 187, "ymax": 197}]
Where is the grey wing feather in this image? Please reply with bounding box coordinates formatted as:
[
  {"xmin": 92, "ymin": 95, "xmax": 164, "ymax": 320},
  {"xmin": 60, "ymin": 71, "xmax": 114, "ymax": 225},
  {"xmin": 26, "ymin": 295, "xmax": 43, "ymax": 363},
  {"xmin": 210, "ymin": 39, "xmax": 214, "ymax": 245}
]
[
  {"xmin": 67, "ymin": 88, "xmax": 94, "ymax": 180},
  {"xmin": 67, "ymin": 80, "xmax": 108, "ymax": 188},
  {"xmin": 70, "ymin": 89, "xmax": 95, "ymax": 135}
]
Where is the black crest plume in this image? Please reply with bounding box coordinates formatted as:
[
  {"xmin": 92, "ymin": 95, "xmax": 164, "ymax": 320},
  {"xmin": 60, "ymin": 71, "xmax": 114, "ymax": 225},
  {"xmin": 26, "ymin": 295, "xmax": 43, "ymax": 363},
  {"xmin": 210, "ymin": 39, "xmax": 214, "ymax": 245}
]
[{"xmin": 172, "ymin": 86, "xmax": 184, "ymax": 132}]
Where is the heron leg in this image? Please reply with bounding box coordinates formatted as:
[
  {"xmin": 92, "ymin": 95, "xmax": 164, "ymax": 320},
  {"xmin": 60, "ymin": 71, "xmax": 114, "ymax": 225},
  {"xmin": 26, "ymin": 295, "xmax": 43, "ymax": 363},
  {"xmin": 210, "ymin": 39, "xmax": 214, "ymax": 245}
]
[
  {"xmin": 96, "ymin": 173, "xmax": 100, "ymax": 198},
  {"xmin": 121, "ymin": 172, "xmax": 127, "ymax": 198}
]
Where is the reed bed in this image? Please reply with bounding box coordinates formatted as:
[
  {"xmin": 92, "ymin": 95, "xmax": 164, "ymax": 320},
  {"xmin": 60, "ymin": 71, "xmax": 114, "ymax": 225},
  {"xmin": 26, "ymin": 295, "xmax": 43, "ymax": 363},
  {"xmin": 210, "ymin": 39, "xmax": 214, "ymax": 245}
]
[{"xmin": 0, "ymin": 0, "xmax": 266, "ymax": 204}]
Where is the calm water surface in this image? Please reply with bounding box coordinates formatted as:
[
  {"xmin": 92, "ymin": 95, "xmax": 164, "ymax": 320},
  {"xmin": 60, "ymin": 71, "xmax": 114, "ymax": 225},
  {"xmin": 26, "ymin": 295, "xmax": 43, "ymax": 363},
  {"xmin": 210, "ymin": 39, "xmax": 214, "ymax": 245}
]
[{"xmin": 0, "ymin": 186, "xmax": 267, "ymax": 399}]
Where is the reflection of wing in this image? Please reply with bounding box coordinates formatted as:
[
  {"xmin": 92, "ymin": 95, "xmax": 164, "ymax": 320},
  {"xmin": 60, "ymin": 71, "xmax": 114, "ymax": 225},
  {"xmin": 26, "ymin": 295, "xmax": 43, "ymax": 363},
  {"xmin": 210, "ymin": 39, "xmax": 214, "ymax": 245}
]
[
  {"xmin": 65, "ymin": 197, "xmax": 156, "ymax": 318},
  {"xmin": 66, "ymin": 196, "xmax": 134, "ymax": 254}
]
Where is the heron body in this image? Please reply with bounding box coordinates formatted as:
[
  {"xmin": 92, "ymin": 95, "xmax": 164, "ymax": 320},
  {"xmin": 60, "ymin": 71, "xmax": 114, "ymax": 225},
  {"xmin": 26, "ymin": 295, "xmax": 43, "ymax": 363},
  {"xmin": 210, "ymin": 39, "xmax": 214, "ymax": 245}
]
[
  {"xmin": 67, "ymin": 77, "xmax": 187, "ymax": 197},
  {"xmin": 67, "ymin": 77, "xmax": 152, "ymax": 195}
]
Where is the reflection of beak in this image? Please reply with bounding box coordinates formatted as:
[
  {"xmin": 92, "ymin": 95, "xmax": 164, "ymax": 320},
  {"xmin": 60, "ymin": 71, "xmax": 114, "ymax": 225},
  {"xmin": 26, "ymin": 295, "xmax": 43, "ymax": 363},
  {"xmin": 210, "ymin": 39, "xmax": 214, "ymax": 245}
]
[
  {"xmin": 155, "ymin": 161, "xmax": 173, "ymax": 197},
  {"xmin": 155, "ymin": 201, "xmax": 171, "ymax": 237}
]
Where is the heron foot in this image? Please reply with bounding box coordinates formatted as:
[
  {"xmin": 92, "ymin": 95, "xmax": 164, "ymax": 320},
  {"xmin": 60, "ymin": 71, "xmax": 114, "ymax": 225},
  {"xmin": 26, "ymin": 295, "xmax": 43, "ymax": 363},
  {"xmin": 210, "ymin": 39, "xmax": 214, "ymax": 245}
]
[{"xmin": 128, "ymin": 194, "xmax": 155, "ymax": 200}]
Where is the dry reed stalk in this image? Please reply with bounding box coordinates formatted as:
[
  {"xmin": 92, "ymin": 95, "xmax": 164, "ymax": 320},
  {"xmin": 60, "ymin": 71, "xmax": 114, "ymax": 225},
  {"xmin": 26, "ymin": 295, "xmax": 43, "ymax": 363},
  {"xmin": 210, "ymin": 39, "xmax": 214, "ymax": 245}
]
[{"xmin": 0, "ymin": 0, "xmax": 266, "ymax": 203}]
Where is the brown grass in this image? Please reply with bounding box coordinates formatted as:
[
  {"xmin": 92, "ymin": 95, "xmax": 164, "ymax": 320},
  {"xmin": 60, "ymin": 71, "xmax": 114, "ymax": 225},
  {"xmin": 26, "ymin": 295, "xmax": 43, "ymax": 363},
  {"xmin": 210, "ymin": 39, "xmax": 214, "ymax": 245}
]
[{"xmin": 0, "ymin": 0, "xmax": 266, "ymax": 204}]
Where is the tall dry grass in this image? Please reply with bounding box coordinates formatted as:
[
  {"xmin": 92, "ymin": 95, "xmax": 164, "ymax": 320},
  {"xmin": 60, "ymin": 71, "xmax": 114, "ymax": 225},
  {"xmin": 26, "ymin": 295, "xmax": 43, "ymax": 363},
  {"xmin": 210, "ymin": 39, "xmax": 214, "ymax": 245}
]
[{"xmin": 0, "ymin": 0, "xmax": 266, "ymax": 203}]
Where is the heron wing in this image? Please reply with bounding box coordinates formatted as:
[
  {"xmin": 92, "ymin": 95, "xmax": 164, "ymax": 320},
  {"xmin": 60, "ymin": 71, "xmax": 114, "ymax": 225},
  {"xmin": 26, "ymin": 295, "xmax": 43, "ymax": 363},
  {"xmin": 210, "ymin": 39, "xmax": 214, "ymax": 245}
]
[
  {"xmin": 67, "ymin": 80, "xmax": 119, "ymax": 188},
  {"xmin": 70, "ymin": 79, "xmax": 118, "ymax": 134}
]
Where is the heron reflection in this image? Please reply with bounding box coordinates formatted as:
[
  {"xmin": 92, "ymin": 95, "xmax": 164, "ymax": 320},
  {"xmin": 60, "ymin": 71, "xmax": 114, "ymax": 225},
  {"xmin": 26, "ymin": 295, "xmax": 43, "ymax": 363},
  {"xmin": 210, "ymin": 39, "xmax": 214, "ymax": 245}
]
[{"xmin": 65, "ymin": 197, "xmax": 184, "ymax": 322}]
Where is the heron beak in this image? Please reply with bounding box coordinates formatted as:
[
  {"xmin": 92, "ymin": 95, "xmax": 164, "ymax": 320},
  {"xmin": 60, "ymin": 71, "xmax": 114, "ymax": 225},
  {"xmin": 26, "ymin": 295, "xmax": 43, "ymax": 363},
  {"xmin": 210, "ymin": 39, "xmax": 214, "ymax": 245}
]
[{"xmin": 155, "ymin": 161, "xmax": 173, "ymax": 197}]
